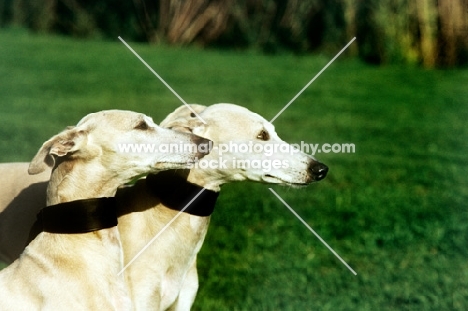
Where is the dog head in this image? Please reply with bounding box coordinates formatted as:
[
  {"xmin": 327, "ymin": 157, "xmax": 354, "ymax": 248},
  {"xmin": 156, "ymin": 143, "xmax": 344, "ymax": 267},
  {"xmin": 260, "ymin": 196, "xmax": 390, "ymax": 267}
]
[
  {"xmin": 161, "ymin": 104, "xmax": 327, "ymax": 190},
  {"xmin": 29, "ymin": 110, "xmax": 211, "ymax": 184}
]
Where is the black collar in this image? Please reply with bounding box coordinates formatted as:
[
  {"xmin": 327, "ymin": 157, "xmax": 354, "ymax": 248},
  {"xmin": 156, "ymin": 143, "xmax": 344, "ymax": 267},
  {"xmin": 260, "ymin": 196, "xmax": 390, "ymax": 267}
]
[
  {"xmin": 28, "ymin": 197, "xmax": 117, "ymax": 241},
  {"xmin": 145, "ymin": 172, "xmax": 219, "ymax": 217}
]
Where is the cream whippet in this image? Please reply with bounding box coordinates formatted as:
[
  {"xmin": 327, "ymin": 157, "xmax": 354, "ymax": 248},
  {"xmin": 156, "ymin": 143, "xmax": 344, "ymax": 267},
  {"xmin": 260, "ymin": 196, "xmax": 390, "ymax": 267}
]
[{"xmin": 0, "ymin": 110, "xmax": 209, "ymax": 310}]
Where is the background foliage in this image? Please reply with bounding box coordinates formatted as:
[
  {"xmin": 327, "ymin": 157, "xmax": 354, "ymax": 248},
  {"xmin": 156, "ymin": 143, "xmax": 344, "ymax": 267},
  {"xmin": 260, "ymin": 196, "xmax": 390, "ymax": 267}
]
[{"xmin": 1, "ymin": 0, "xmax": 467, "ymax": 67}]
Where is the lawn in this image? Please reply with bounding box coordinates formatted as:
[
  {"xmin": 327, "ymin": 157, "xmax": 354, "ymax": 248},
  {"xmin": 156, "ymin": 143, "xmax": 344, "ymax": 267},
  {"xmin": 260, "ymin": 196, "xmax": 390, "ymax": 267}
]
[{"xmin": 0, "ymin": 28, "xmax": 467, "ymax": 310}]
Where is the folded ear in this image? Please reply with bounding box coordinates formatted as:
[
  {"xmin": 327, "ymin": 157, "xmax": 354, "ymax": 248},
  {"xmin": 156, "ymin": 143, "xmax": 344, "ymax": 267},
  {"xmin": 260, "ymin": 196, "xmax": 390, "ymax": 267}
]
[
  {"xmin": 28, "ymin": 127, "xmax": 88, "ymax": 175},
  {"xmin": 160, "ymin": 104, "xmax": 207, "ymax": 133}
]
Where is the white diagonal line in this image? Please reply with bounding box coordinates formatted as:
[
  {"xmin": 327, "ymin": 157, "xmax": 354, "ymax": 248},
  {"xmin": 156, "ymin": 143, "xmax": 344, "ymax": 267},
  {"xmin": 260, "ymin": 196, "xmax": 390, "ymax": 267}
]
[
  {"xmin": 268, "ymin": 188, "xmax": 357, "ymax": 275},
  {"xmin": 270, "ymin": 37, "xmax": 356, "ymax": 123},
  {"xmin": 118, "ymin": 36, "xmax": 206, "ymax": 124},
  {"xmin": 118, "ymin": 188, "xmax": 206, "ymax": 276}
]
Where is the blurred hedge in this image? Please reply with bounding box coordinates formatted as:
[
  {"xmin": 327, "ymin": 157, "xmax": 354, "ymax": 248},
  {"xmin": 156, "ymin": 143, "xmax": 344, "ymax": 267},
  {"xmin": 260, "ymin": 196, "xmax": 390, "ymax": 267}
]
[{"xmin": 1, "ymin": 0, "xmax": 467, "ymax": 67}]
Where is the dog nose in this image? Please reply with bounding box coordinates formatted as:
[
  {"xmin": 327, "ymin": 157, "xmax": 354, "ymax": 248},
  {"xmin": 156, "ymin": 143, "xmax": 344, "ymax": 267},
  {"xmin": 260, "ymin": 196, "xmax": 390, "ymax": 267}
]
[
  {"xmin": 309, "ymin": 162, "xmax": 328, "ymax": 181},
  {"xmin": 192, "ymin": 135, "xmax": 212, "ymax": 158}
]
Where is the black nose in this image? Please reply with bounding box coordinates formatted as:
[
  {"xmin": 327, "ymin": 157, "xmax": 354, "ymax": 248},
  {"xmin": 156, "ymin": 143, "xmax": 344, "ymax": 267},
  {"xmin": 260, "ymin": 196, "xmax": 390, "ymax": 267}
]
[
  {"xmin": 192, "ymin": 136, "xmax": 212, "ymax": 158},
  {"xmin": 309, "ymin": 162, "xmax": 328, "ymax": 181}
]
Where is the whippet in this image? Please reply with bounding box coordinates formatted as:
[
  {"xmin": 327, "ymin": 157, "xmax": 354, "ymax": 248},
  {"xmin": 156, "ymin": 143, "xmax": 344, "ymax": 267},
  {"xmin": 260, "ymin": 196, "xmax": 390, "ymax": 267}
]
[
  {"xmin": 0, "ymin": 110, "xmax": 209, "ymax": 310},
  {"xmin": 118, "ymin": 103, "xmax": 328, "ymax": 310}
]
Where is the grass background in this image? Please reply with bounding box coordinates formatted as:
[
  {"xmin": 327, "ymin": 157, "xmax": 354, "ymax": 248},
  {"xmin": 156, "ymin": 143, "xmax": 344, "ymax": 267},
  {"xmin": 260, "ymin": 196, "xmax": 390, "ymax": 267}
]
[{"xmin": 0, "ymin": 28, "xmax": 467, "ymax": 310}]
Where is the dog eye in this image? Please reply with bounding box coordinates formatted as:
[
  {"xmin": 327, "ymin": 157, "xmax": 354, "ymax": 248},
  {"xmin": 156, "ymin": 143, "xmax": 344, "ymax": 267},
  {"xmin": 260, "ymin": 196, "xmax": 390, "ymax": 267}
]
[
  {"xmin": 134, "ymin": 121, "xmax": 149, "ymax": 130},
  {"xmin": 257, "ymin": 130, "xmax": 269, "ymax": 141},
  {"xmin": 190, "ymin": 112, "xmax": 196, "ymax": 117}
]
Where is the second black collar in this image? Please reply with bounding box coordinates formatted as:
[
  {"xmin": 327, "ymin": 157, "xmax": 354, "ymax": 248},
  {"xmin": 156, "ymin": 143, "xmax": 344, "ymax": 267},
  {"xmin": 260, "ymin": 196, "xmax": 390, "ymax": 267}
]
[{"xmin": 145, "ymin": 171, "xmax": 219, "ymax": 217}]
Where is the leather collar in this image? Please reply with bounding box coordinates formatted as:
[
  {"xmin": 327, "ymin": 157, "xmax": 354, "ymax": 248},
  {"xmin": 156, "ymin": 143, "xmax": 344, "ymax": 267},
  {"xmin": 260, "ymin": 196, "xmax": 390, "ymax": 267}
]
[
  {"xmin": 145, "ymin": 172, "xmax": 219, "ymax": 217},
  {"xmin": 29, "ymin": 197, "xmax": 117, "ymax": 238}
]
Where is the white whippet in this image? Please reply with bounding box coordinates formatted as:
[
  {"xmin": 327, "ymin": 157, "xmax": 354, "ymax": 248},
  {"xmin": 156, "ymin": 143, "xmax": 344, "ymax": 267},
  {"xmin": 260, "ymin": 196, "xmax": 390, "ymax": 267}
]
[{"xmin": 118, "ymin": 104, "xmax": 328, "ymax": 310}]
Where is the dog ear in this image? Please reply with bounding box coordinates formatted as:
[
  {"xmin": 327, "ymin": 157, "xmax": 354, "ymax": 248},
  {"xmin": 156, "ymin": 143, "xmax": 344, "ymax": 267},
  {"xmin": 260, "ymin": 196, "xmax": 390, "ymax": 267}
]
[
  {"xmin": 28, "ymin": 127, "xmax": 88, "ymax": 175},
  {"xmin": 160, "ymin": 104, "xmax": 207, "ymax": 133}
]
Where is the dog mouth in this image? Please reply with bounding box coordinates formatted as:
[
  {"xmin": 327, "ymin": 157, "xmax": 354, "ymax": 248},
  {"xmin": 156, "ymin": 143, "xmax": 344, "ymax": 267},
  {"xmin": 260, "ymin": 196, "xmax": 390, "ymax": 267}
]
[
  {"xmin": 154, "ymin": 161, "xmax": 194, "ymax": 170},
  {"xmin": 263, "ymin": 174, "xmax": 309, "ymax": 186}
]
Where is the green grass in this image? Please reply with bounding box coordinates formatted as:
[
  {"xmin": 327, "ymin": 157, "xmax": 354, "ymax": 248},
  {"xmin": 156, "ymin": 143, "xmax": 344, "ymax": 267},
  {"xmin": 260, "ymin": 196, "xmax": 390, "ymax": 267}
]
[{"xmin": 1, "ymin": 28, "xmax": 467, "ymax": 310}]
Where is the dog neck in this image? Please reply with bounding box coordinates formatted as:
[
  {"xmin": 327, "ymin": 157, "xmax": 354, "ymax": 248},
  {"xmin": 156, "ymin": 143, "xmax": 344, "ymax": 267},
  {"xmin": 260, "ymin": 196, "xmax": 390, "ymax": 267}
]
[
  {"xmin": 185, "ymin": 168, "xmax": 227, "ymax": 192},
  {"xmin": 26, "ymin": 158, "xmax": 124, "ymax": 244},
  {"xmin": 47, "ymin": 158, "xmax": 121, "ymax": 206}
]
